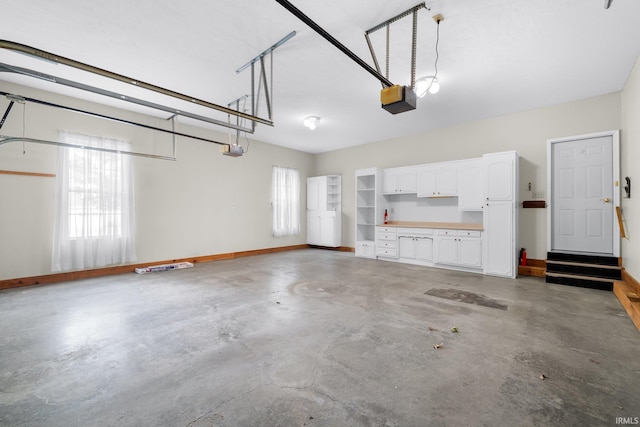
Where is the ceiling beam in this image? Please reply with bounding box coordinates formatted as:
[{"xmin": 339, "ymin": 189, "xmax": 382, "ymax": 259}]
[{"xmin": 274, "ymin": 0, "xmax": 394, "ymax": 88}]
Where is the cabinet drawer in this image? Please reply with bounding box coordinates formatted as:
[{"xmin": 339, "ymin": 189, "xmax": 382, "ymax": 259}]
[
  {"xmin": 376, "ymin": 240, "xmax": 397, "ymax": 249},
  {"xmin": 376, "ymin": 226, "xmax": 397, "ymax": 234},
  {"xmin": 458, "ymin": 230, "xmax": 481, "ymax": 238},
  {"xmin": 397, "ymin": 227, "xmax": 434, "ymax": 237},
  {"xmin": 376, "ymin": 231, "xmax": 398, "ymax": 241},
  {"xmin": 376, "ymin": 248, "xmax": 398, "ymax": 258},
  {"xmin": 437, "ymin": 229, "xmax": 458, "ymax": 237}
]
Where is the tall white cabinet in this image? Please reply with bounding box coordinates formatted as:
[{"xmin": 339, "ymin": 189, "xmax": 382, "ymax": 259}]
[
  {"xmin": 483, "ymin": 151, "xmax": 519, "ymax": 278},
  {"xmin": 355, "ymin": 169, "xmax": 385, "ymax": 258},
  {"xmin": 307, "ymin": 175, "xmax": 341, "ymax": 247}
]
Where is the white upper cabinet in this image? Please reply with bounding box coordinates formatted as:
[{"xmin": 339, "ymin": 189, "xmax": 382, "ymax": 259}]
[
  {"xmin": 484, "ymin": 153, "xmax": 516, "ymax": 201},
  {"xmin": 307, "ymin": 175, "xmax": 341, "ymax": 211},
  {"xmin": 382, "ymin": 166, "xmax": 418, "ymax": 194},
  {"xmin": 457, "ymin": 158, "xmax": 484, "ymax": 210},
  {"xmin": 417, "ymin": 162, "xmax": 457, "ymax": 197},
  {"xmin": 307, "ymin": 176, "xmax": 325, "ymax": 210}
]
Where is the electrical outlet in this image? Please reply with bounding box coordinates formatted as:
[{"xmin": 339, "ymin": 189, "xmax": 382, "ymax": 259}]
[{"xmin": 532, "ymin": 191, "xmax": 545, "ymax": 199}]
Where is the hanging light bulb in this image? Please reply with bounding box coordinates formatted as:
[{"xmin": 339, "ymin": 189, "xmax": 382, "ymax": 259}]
[{"xmin": 415, "ymin": 76, "xmax": 440, "ymax": 98}]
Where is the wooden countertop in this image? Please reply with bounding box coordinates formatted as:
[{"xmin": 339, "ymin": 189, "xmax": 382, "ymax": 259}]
[{"xmin": 377, "ymin": 221, "xmax": 484, "ymax": 231}]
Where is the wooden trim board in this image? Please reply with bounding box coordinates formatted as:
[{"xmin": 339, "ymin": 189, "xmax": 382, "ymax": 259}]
[
  {"xmin": 622, "ymin": 269, "xmax": 640, "ymax": 294},
  {"xmin": 0, "ymin": 244, "xmax": 309, "ymax": 291},
  {"xmin": 0, "ymin": 170, "xmax": 56, "ymax": 178},
  {"xmin": 522, "ymin": 200, "xmax": 546, "ymax": 208},
  {"xmin": 614, "ymin": 270, "xmax": 640, "ymax": 331},
  {"xmin": 308, "ymin": 245, "xmax": 354, "ymax": 253},
  {"xmin": 517, "ymin": 258, "xmax": 546, "ymax": 277}
]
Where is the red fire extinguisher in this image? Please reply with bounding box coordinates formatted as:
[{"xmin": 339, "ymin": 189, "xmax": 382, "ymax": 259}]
[
  {"xmin": 384, "ymin": 209, "xmax": 389, "ymax": 224},
  {"xmin": 519, "ymin": 248, "xmax": 527, "ymax": 266}
]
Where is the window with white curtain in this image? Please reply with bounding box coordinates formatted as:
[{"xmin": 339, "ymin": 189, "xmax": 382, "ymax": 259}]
[
  {"xmin": 52, "ymin": 132, "xmax": 136, "ymax": 271},
  {"xmin": 272, "ymin": 166, "xmax": 300, "ymax": 237}
]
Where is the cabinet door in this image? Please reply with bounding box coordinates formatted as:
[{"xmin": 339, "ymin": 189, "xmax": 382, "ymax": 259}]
[
  {"xmin": 417, "ymin": 166, "xmax": 437, "ymax": 197},
  {"xmin": 435, "ymin": 236, "xmax": 458, "ymax": 265},
  {"xmin": 307, "ymin": 212, "xmax": 321, "ymax": 245},
  {"xmin": 458, "ymin": 237, "xmax": 482, "ymax": 268},
  {"xmin": 307, "ymin": 176, "xmax": 329, "ymax": 210},
  {"xmin": 307, "ymin": 177, "xmax": 320, "ymax": 210},
  {"xmin": 436, "ymin": 165, "xmax": 457, "ymax": 196},
  {"xmin": 415, "ymin": 237, "xmax": 433, "ymax": 261},
  {"xmin": 397, "ymin": 168, "xmax": 417, "ymax": 193},
  {"xmin": 319, "ymin": 213, "xmax": 335, "ymax": 246},
  {"xmin": 398, "ymin": 236, "xmax": 416, "ymax": 259},
  {"xmin": 485, "ymin": 155, "xmax": 514, "ymax": 201},
  {"xmin": 356, "ymin": 241, "xmax": 375, "ymax": 258},
  {"xmin": 383, "ymin": 170, "xmax": 399, "ymax": 194},
  {"xmin": 316, "ymin": 212, "xmax": 339, "ymax": 247},
  {"xmin": 458, "ymin": 159, "xmax": 484, "ymax": 210},
  {"xmin": 484, "ymin": 201, "xmax": 514, "ymax": 277}
]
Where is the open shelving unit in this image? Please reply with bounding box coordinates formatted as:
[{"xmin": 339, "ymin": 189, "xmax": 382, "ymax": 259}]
[{"xmin": 355, "ymin": 168, "xmax": 384, "ymax": 258}]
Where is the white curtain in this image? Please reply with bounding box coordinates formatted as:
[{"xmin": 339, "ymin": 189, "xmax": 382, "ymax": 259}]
[
  {"xmin": 52, "ymin": 132, "xmax": 136, "ymax": 271},
  {"xmin": 272, "ymin": 166, "xmax": 300, "ymax": 237}
]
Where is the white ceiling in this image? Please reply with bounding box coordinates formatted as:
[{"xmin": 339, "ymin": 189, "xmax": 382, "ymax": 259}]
[{"xmin": 1, "ymin": 0, "xmax": 640, "ymax": 154}]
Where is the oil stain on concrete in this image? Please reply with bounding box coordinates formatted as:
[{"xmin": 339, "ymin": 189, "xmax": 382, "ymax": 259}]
[{"xmin": 424, "ymin": 288, "xmax": 509, "ymax": 310}]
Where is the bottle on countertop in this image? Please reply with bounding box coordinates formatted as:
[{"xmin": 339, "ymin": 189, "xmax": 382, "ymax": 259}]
[{"xmin": 384, "ymin": 209, "xmax": 388, "ymax": 224}]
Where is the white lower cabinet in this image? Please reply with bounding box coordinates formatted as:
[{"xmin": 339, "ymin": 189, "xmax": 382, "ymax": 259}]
[
  {"xmin": 307, "ymin": 211, "xmax": 340, "ymax": 247},
  {"xmin": 374, "ymin": 226, "xmax": 482, "ymax": 272},
  {"xmin": 398, "ymin": 228, "xmax": 434, "ymax": 262},
  {"xmin": 435, "ymin": 232, "xmax": 458, "ymax": 264},
  {"xmin": 458, "ymin": 234, "xmax": 483, "ymax": 268},
  {"xmin": 376, "ymin": 226, "xmax": 398, "ymax": 258},
  {"xmin": 483, "ymin": 201, "xmax": 515, "ymax": 277},
  {"xmin": 435, "ymin": 230, "xmax": 482, "ymax": 269},
  {"xmin": 356, "ymin": 240, "xmax": 376, "ymax": 258}
]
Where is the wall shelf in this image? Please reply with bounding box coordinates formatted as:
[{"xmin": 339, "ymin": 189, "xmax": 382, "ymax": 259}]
[{"xmin": 522, "ymin": 200, "xmax": 546, "ymax": 208}]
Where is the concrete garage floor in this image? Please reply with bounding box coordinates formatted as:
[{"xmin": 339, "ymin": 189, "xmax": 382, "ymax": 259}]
[{"xmin": 1, "ymin": 249, "xmax": 639, "ymax": 426}]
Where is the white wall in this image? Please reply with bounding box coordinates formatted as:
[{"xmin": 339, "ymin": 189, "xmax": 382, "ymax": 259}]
[
  {"xmin": 621, "ymin": 55, "xmax": 640, "ymax": 280},
  {"xmin": 314, "ymin": 92, "xmax": 622, "ymax": 261},
  {"xmin": 2, "ymin": 76, "xmax": 636, "ymax": 281},
  {"xmin": 0, "ymin": 82, "xmax": 314, "ymax": 280}
]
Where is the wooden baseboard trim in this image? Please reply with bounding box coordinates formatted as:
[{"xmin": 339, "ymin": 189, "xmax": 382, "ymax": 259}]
[
  {"xmin": 622, "ymin": 269, "xmax": 640, "ymax": 294},
  {"xmin": 517, "ymin": 258, "xmax": 546, "ymax": 277},
  {"xmin": 0, "ymin": 244, "xmax": 310, "ymax": 291},
  {"xmin": 614, "ymin": 270, "xmax": 640, "ymax": 331},
  {"xmin": 308, "ymin": 245, "xmax": 354, "ymax": 253}
]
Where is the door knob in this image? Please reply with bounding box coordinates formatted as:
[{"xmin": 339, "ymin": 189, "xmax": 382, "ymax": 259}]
[{"xmin": 602, "ymin": 197, "xmax": 611, "ymax": 203}]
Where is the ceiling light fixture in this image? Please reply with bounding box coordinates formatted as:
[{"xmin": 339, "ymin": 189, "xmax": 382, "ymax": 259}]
[
  {"xmin": 303, "ymin": 116, "xmax": 320, "ymax": 130},
  {"xmin": 414, "ymin": 13, "xmax": 444, "ymax": 100},
  {"xmin": 415, "ymin": 76, "xmax": 440, "ymax": 98}
]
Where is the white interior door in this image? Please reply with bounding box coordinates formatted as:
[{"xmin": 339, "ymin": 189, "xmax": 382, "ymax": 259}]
[{"xmin": 549, "ymin": 133, "xmax": 617, "ymax": 255}]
